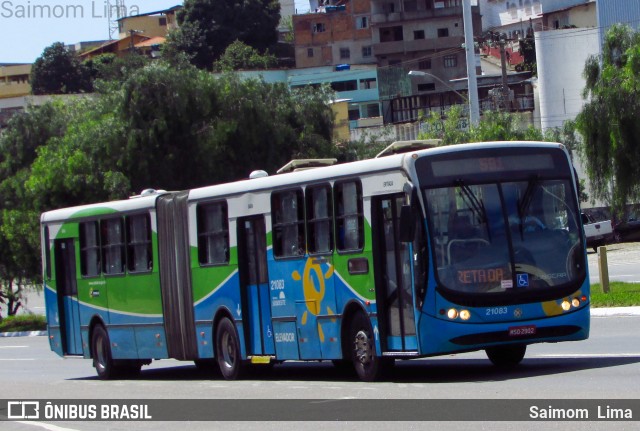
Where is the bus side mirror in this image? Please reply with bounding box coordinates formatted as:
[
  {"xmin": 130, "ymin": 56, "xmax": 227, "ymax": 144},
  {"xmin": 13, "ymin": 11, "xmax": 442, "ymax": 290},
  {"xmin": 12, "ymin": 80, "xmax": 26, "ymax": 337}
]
[{"xmin": 399, "ymin": 205, "xmax": 415, "ymax": 243}]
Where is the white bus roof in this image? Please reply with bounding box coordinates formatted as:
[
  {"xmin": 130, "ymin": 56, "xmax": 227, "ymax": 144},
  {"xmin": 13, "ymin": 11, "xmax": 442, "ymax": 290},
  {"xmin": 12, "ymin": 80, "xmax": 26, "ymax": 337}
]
[
  {"xmin": 41, "ymin": 193, "xmax": 164, "ymax": 223},
  {"xmin": 41, "ymin": 141, "xmax": 567, "ymax": 222}
]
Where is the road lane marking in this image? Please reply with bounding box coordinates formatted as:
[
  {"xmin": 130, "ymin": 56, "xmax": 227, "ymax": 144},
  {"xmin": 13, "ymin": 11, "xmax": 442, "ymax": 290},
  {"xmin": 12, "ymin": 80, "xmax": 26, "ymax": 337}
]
[
  {"xmin": 16, "ymin": 421, "xmax": 80, "ymax": 431},
  {"xmin": 534, "ymin": 353, "xmax": 640, "ymax": 358},
  {"xmin": 0, "ymin": 358, "xmax": 35, "ymax": 361}
]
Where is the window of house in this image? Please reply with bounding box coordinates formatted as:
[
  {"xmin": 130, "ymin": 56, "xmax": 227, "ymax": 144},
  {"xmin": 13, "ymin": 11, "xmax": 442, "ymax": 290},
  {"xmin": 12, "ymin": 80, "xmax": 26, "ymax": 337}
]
[
  {"xmin": 380, "ymin": 26, "xmax": 403, "ymax": 42},
  {"xmin": 272, "ymin": 189, "xmax": 305, "ymax": 258},
  {"xmin": 418, "ymin": 83, "xmax": 436, "ymax": 91},
  {"xmin": 80, "ymin": 221, "xmax": 101, "ymax": 277},
  {"xmin": 362, "ymin": 46, "xmax": 372, "ymax": 58},
  {"xmin": 366, "ymin": 103, "xmax": 380, "ymax": 117},
  {"xmin": 159, "ymin": 17, "xmax": 167, "ymax": 26},
  {"xmin": 101, "ymin": 218, "xmax": 125, "ymax": 275},
  {"xmin": 360, "ymin": 78, "xmax": 377, "ymax": 90},
  {"xmin": 306, "ymin": 185, "xmax": 333, "ymax": 254},
  {"xmin": 414, "ymin": 30, "xmax": 425, "ymax": 40},
  {"xmin": 197, "ymin": 202, "xmax": 229, "ymax": 265},
  {"xmin": 356, "ymin": 16, "xmax": 369, "ymax": 29},
  {"xmin": 404, "ymin": 0, "xmax": 418, "ymax": 12},
  {"xmin": 340, "ymin": 47, "xmax": 351, "ymax": 60},
  {"xmin": 335, "ymin": 180, "xmax": 364, "ymax": 252},
  {"xmin": 313, "ymin": 22, "xmax": 326, "ymax": 33},
  {"xmin": 418, "ymin": 59, "xmax": 432, "ymax": 69},
  {"xmin": 383, "ymin": 3, "xmax": 395, "ymax": 13},
  {"xmin": 126, "ymin": 213, "xmax": 152, "ymax": 273},
  {"xmin": 438, "ymin": 28, "xmax": 449, "ymax": 37},
  {"xmin": 331, "ymin": 80, "xmax": 358, "ymax": 92},
  {"xmin": 307, "ymin": 48, "xmax": 314, "ymax": 57},
  {"xmin": 348, "ymin": 108, "xmax": 361, "ymax": 121},
  {"xmin": 444, "ymin": 54, "xmax": 457, "ymax": 68}
]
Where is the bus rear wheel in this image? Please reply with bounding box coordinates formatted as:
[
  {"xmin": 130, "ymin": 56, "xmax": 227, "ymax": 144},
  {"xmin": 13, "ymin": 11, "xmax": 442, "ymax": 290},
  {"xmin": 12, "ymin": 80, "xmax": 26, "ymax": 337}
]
[
  {"xmin": 486, "ymin": 344, "xmax": 527, "ymax": 367},
  {"xmin": 350, "ymin": 313, "xmax": 384, "ymax": 382},
  {"xmin": 215, "ymin": 317, "xmax": 245, "ymax": 380},
  {"xmin": 92, "ymin": 325, "xmax": 116, "ymax": 380}
]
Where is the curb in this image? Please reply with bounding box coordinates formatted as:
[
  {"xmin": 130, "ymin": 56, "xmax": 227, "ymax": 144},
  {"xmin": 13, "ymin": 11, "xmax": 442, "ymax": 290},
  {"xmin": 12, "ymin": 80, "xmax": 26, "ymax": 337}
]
[
  {"xmin": 590, "ymin": 306, "xmax": 640, "ymax": 317},
  {"xmin": 0, "ymin": 330, "xmax": 46, "ymax": 338}
]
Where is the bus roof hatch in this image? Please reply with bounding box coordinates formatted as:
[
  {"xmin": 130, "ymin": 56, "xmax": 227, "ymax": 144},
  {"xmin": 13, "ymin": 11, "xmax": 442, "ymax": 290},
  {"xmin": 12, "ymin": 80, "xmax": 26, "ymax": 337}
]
[
  {"xmin": 375, "ymin": 139, "xmax": 441, "ymax": 158},
  {"xmin": 276, "ymin": 158, "xmax": 338, "ymax": 174}
]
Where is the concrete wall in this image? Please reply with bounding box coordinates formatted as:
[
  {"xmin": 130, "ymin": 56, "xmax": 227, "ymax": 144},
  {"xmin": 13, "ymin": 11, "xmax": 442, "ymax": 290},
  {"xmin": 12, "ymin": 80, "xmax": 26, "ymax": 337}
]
[
  {"xmin": 293, "ymin": 0, "xmax": 373, "ymax": 68},
  {"xmin": 535, "ymin": 27, "xmax": 599, "ymax": 131},
  {"xmin": 544, "ymin": 1, "xmax": 596, "ymax": 29},
  {"xmin": 479, "ymin": 0, "xmax": 584, "ymax": 31}
]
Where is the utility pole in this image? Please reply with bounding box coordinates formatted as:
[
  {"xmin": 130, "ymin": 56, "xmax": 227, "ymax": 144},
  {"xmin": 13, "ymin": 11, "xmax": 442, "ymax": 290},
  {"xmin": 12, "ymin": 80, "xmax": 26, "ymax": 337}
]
[
  {"xmin": 498, "ymin": 36, "xmax": 511, "ymax": 111},
  {"xmin": 462, "ymin": 0, "xmax": 480, "ymax": 126},
  {"xmin": 485, "ymin": 32, "xmax": 511, "ymax": 111},
  {"xmin": 107, "ymin": 0, "xmax": 127, "ymax": 40}
]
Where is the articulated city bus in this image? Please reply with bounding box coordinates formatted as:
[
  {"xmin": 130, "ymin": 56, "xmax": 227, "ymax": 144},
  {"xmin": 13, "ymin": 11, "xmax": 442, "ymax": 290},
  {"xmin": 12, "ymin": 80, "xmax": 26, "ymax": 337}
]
[{"xmin": 41, "ymin": 141, "xmax": 589, "ymax": 381}]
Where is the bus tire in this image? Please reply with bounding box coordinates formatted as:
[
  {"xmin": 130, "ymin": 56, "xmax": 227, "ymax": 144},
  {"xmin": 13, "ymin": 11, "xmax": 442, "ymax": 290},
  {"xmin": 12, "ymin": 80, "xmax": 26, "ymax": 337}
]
[
  {"xmin": 349, "ymin": 313, "xmax": 384, "ymax": 382},
  {"xmin": 215, "ymin": 317, "xmax": 244, "ymax": 380},
  {"xmin": 486, "ymin": 344, "xmax": 526, "ymax": 367},
  {"xmin": 92, "ymin": 325, "xmax": 116, "ymax": 380}
]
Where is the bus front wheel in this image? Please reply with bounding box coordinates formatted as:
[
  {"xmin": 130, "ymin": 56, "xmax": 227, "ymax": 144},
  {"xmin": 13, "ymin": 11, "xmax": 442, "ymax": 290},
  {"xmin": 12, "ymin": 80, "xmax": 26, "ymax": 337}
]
[
  {"xmin": 215, "ymin": 317, "xmax": 245, "ymax": 380},
  {"xmin": 92, "ymin": 325, "xmax": 115, "ymax": 380},
  {"xmin": 350, "ymin": 313, "xmax": 384, "ymax": 382},
  {"xmin": 486, "ymin": 344, "xmax": 527, "ymax": 367}
]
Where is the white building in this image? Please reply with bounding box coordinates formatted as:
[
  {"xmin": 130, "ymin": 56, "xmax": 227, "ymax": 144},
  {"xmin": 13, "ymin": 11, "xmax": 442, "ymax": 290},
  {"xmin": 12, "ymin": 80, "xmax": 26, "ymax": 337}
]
[{"xmin": 535, "ymin": 26, "xmax": 599, "ymax": 131}]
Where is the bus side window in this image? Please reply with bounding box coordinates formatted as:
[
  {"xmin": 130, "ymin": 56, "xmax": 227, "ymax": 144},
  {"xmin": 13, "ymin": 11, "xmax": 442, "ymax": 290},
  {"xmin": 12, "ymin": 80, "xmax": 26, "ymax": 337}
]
[
  {"xmin": 306, "ymin": 184, "xmax": 333, "ymax": 254},
  {"xmin": 272, "ymin": 189, "xmax": 305, "ymax": 258},
  {"xmin": 197, "ymin": 201, "xmax": 230, "ymax": 265},
  {"xmin": 126, "ymin": 213, "xmax": 153, "ymax": 272},
  {"xmin": 101, "ymin": 218, "xmax": 125, "ymax": 275},
  {"xmin": 43, "ymin": 226, "xmax": 51, "ymax": 280},
  {"xmin": 335, "ymin": 180, "xmax": 364, "ymax": 252},
  {"xmin": 80, "ymin": 221, "xmax": 101, "ymax": 277}
]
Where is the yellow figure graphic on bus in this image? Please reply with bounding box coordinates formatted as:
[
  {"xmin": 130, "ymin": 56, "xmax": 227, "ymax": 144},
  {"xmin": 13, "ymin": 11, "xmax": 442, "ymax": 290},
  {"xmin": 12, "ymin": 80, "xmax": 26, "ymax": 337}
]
[{"xmin": 292, "ymin": 258, "xmax": 334, "ymax": 342}]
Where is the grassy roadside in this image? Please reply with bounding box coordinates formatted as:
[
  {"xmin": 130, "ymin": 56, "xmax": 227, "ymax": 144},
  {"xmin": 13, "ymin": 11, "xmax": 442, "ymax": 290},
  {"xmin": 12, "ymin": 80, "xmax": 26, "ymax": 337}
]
[
  {"xmin": 590, "ymin": 282, "xmax": 640, "ymax": 308},
  {"xmin": 0, "ymin": 314, "xmax": 46, "ymax": 333}
]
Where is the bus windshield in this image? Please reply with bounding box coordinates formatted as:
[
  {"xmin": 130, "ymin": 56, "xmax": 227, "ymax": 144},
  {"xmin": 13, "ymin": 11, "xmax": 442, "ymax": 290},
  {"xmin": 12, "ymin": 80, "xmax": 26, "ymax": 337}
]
[
  {"xmin": 417, "ymin": 148, "xmax": 586, "ymax": 302},
  {"xmin": 425, "ymin": 180, "xmax": 584, "ymax": 297}
]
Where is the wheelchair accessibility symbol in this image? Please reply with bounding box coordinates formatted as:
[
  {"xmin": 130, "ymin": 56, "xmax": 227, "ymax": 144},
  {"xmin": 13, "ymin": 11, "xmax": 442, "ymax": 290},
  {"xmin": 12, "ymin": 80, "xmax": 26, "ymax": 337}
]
[{"xmin": 517, "ymin": 273, "xmax": 529, "ymax": 287}]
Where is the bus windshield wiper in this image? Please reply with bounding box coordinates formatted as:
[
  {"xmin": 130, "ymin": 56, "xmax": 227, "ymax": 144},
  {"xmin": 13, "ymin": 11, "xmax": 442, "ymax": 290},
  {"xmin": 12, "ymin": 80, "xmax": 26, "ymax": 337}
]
[
  {"xmin": 456, "ymin": 180, "xmax": 488, "ymax": 226},
  {"xmin": 517, "ymin": 175, "xmax": 539, "ymax": 239}
]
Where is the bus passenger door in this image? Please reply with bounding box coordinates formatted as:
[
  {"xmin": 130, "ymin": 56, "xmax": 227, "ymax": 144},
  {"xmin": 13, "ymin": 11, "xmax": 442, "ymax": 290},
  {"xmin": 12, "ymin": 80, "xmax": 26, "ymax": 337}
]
[
  {"xmin": 372, "ymin": 195, "xmax": 418, "ymax": 353},
  {"xmin": 54, "ymin": 239, "xmax": 83, "ymax": 355},
  {"xmin": 237, "ymin": 216, "xmax": 275, "ymax": 356}
]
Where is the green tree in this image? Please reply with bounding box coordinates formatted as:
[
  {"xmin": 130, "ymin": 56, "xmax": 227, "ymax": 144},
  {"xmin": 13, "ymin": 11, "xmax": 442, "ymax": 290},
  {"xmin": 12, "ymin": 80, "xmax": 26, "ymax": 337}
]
[
  {"xmin": 0, "ymin": 102, "xmax": 73, "ymax": 316},
  {"xmin": 0, "ymin": 61, "xmax": 336, "ymax": 312},
  {"xmin": 213, "ymin": 40, "xmax": 278, "ymax": 72},
  {"xmin": 575, "ymin": 24, "xmax": 640, "ymax": 213},
  {"xmin": 418, "ymin": 107, "xmax": 546, "ymax": 146},
  {"xmin": 30, "ymin": 42, "xmax": 92, "ymax": 95},
  {"xmin": 165, "ymin": 0, "xmax": 281, "ymax": 69},
  {"xmin": 83, "ymin": 53, "xmax": 149, "ymax": 84}
]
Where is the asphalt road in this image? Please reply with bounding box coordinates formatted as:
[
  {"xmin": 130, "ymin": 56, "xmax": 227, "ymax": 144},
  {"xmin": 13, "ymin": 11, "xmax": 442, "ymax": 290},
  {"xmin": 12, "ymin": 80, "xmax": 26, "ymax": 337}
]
[{"xmin": 1, "ymin": 315, "xmax": 640, "ymax": 430}]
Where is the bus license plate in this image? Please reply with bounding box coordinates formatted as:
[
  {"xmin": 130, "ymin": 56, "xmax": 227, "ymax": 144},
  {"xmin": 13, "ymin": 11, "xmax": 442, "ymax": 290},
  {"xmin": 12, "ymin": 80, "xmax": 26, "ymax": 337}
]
[{"xmin": 508, "ymin": 325, "xmax": 536, "ymax": 337}]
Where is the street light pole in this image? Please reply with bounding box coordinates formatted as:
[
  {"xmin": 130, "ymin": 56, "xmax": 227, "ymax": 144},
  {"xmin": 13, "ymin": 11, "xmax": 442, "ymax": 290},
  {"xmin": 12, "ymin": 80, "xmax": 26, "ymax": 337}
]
[{"xmin": 462, "ymin": 0, "xmax": 480, "ymax": 125}]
